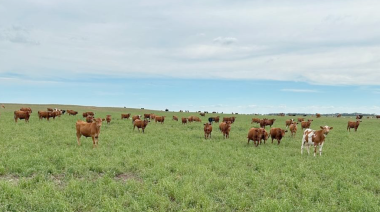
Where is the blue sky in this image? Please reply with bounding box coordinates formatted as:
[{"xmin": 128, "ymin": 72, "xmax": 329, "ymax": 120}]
[{"xmin": 1, "ymin": 0, "xmax": 380, "ymax": 114}]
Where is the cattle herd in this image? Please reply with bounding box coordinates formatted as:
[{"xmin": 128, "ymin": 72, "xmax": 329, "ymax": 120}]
[{"xmin": 6, "ymin": 107, "xmax": 373, "ymax": 156}]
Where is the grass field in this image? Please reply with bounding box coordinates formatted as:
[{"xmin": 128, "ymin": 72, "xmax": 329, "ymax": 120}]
[{"xmin": 0, "ymin": 104, "xmax": 379, "ymax": 211}]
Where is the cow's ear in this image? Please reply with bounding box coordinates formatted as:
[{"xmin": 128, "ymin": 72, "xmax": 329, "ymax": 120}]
[
  {"xmin": 320, "ymin": 126, "xmax": 324, "ymax": 129},
  {"xmin": 329, "ymin": 127, "xmax": 333, "ymax": 130}
]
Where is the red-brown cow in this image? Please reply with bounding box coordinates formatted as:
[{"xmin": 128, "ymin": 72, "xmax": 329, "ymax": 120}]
[
  {"xmin": 204, "ymin": 123, "xmax": 212, "ymax": 139},
  {"xmin": 347, "ymin": 120, "xmax": 361, "ymax": 132},
  {"xmin": 144, "ymin": 113, "xmax": 151, "ymax": 119},
  {"xmin": 173, "ymin": 116, "xmax": 178, "ymax": 121},
  {"xmin": 106, "ymin": 115, "xmax": 111, "ymax": 124},
  {"xmin": 285, "ymin": 119, "xmax": 294, "ymax": 129},
  {"xmin": 121, "ymin": 113, "xmax": 130, "ymax": 119},
  {"xmin": 193, "ymin": 116, "xmax": 201, "ymax": 122},
  {"xmin": 247, "ymin": 128, "xmax": 264, "ymax": 147},
  {"xmin": 187, "ymin": 116, "xmax": 194, "ymax": 123},
  {"xmin": 20, "ymin": 107, "xmax": 32, "ymax": 113},
  {"xmin": 132, "ymin": 115, "xmax": 141, "ymax": 123},
  {"xmin": 133, "ymin": 119, "xmax": 149, "ymax": 133},
  {"xmin": 301, "ymin": 126, "xmax": 333, "ymax": 156},
  {"xmin": 376, "ymin": 115, "xmax": 380, "ymax": 119},
  {"xmin": 83, "ymin": 112, "xmax": 88, "ymax": 118},
  {"xmin": 289, "ymin": 122, "xmax": 298, "ymax": 138},
  {"xmin": 251, "ymin": 118, "xmax": 261, "ymax": 124},
  {"xmin": 1, "ymin": 104, "xmax": 5, "ymax": 109},
  {"xmin": 219, "ymin": 121, "xmax": 231, "ymax": 139},
  {"xmin": 297, "ymin": 118, "xmax": 304, "ymax": 122},
  {"xmin": 213, "ymin": 116, "xmax": 220, "ymax": 123},
  {"xmin": 47, "ymin": 108, "xmax": 53, "ymax": 112},
  {"xmin": 155, "ymin": 116, "xmax": 165, "ymax": 124},
  {"xmin": 337, "ymin": 114, "xmax": 342, "ymax": 118},
  {"xmin": 38, "ymin": 111, "xmax": 51, "ymax": 121},
  {"xmin": 14, "ymin": 110, "xmax": 30, "ymax": 123},
  {"xmin": 316, "ymin": 113, "xmax": 321, "ymax": 118},
  {"xmin": 301, "ymin": 119, "xmax": 313, "ymax": 130},
  {"xmin": 181, "ymin": 117, "xmax": 187, "ymax": 124},
  {"xmin": 67, "ymin": 110, "xmax": 78, "ymax": 116},
  {"xmin": 260, "ymin": 128, "xmax": 269, "ymax": 144},
  {"xmin": 269, "ymin": 128, "xmax": 287, "ymax": 145},
  {"xmin": 76, "ymin": 118, "xmax": 103, "ymax": 148}
]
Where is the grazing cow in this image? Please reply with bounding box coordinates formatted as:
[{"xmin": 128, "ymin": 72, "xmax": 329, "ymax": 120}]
[
  {"xmin": 259, "ymin": 119, "xmax": 267, "ymax": 128},
  {"xmin": 316, "ymin": 113, "xmax": 321, "ymax": 118},
  {"xmin": 86, "ymin": 115, "xmax": 94, "ymax": 123},
  {"xmin": 155, "ymin": 116, "xmax": 165, "ymax": 124},
  {"xmin": 376, "ymin": 115, "xmax": 380, "ymax": 119},
  {"xmin": 133, "ymin": 119, "xmax": 149, "ymax": 133},
  {"xmin": 356, "ymin": 115, "xmax": 363, "ymax": 119},
  {"xmin": 251, "ymin": 118, "xmax": 260, "ymax": 124},
  {"xmin": 47, "ymin": 111, "xmax": 59, "ymax": 120},
  {"xmin": 187, "ymin": 116, "xmax": 194, "ymax": 123},
  {"xmin": 14, "ymin": 110, "xmax": 30, "ymax": 123},
  {"xmin": 301, "ymin": 126, "xmax": 333, "ymax": 156},
  {"xmin": 173, "ymin": 116, "xmax": 178, "ymax": 121},
  {"xmin": 121, "ymin": 113, "xmax": 131, "ymax": 119},
  {"xmin": 76, "ymin": 118, "xmax": 103, "ymax": 148},
  {"xmin": 347, "ymin": 120, "xmax": 361, "ymax": 132},
  {"xmin": 223, "ymin": 117, "xmax": 236, "ymax": 123},
  {"xmin": 47, "ymin": 108, "xmax": 53, "ymax": 112},
  {"xmin": 213, "ymin": 116, "xmax": 220, "ymax": 123},
  {"xmin": 132, "ymin": 115, "xmax": 141, "ymax": 123},
  {"xmin": 200, "ymin": 112, "xmax": 205, "ymax": 116},
  {"xmin": 204, "ymin": 123, "xmax": 212, "ymax": 139},
  {"xmin": 20, "ymin": 107, "xmax": 32, "ymax": 113},
  {"xmin": 261, "ymin": 119, "xmax": 275, "ymax": 128},
  {"xmin": 193, "ymin": 116, "xmax": 201, "ymax": 122},
  {"xmin": 61, "ymin": 110, "xmax": 66, "ymax": 115},
  {"xmin": 247, "ymin": 128, "xmax": 263, "ymax": 147},
  {"xmin": 289, "ymin": 122, "xmax": 298, "ymax": 138},
  {"xmin": 144, "ymin": 113, "xmax": 151, "ymax": 119},
  {"xmin": 106, "ymin": 115, "xmax": 111, "ymax": 124},
  {"xmin": 260, "ymin": 128, "xmax": 269, "ymax": 144},
  {"xmin": 1, "ymin": 104, "xmax": 5, "ymax": 108},
  {"xmin": 297, "ymin": 118, "xmax": 304, "ymax": 122},
  {"xmin": 219, "ymin": 121, "xmax": 231, "ymax": 139},
  {"xmin": 83, "ymin": 112, "xmax": 88, "ymax": 118},
  {"xmin": 67, "ymin": 110, "xmax": 78, "ymax": 116},
  {"xmin": 337, "ymin": 114, "xmax": 342, "ymax": 118},
  {"xmin": 301, "ymin": 120, "xmax": 313, "ymax": 130},
  {"xmin": 181, "ymin": 117, "xmax": 188, "ymax": 124},
  {"xmin": 38, "ymin": 111, "xmax": 51, "ymax": 121},
  {"xmin": 269, "ymin": 128, "xmax": 287, "ymax": 145},
  {"xmin": 208, "ymin": 117, "xmax": 214, "ymax": 124},
  {"xmin": 285, "ymin": 119, "xmax": 294, "ymax": 129},
  {"xmin": 150, "ymin": 114, "xmax": 156, "ymax": 120}
]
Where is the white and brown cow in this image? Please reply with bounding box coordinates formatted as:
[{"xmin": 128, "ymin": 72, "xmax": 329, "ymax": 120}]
[{"xmin": 301, "ymin": 126, "xmax": 333, "ymax": 156}]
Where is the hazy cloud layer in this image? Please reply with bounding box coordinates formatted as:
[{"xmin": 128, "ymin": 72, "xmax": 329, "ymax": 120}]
[{"xmin": 1, "ymin": 0, "xmax": 380, "ymax": 85}]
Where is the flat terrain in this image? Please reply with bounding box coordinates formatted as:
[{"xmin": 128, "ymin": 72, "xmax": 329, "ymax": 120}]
[{"xmin": 0, "ymin": 104, "xmax": 379, "ymax": 211}]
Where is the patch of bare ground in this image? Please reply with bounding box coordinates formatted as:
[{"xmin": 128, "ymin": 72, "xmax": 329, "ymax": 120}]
[{"xmin": 114, "ymin": 173, "xmax": 143, "ymax": 183}]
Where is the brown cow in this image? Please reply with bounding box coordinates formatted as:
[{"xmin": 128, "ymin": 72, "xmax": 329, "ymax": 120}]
[
  {"xmin": 265, "ymin": 119, "xmax": 276, "ymax": 127},
  {"xmin": 289, "ymin": 122, "xmax": 298, "ymax": 138},
  {"xmin": 38, "ymin": 111, "xmax": 51, "ymax": 121},
  {"xmin": 76, "ymin": 118, "xmax": 103, "ymax": 148},
  {"xmin": 87, "ymin": 112, "xmax": 94, "ymax": 116},
  {"xmin": 347, "ymin": 120, "xmax": 361, "ymax": 132},
  {"xmin": 181, "ymin": 117, "xmax": 188, "ymax": 124},
  {"xmin": 269, "ymin": 128, "xmax": 287, "ymax": 145},
  {"xmin": 247, "ymin": 128, "xmax": 264, "ymax": 147},
  {"xmin": 259, "ymin": 119, "xmax": 267, "ymax": 128},
  {"xmin": 86, "ymin": 115, "xmax": 94, "ymax": 123},
  {"xmin": 187, "ymin": 116, "xmax": 194, "ymax": 123},
  {"xmin": 132, "ymin": 115, "xmax": 141, "ymax": 123},
  {"xmin": 297, "ymin": 118, "xmax": 304, "ymax": 122},
  {"xmin": 219, "ymin": 121, "xmax": 231, "ymax": 139},
  {"xmin": 106, "ymin": 115, "xmax": 111, "ymax": 124},
  {"xmin": 173, "ymin": 116, "xmax": 178, "ymax": 121},
  {"xmin": 260, "ymin": 128, "xmax": 269, "ymax": 144},
  {"xmin": 150, "ymin": 114, "xmax": 156, "ymax": 120},
  {"xmin": 1, "ymin": 104, "xmax": 5, "ymax": 109},
  {"xmin": 193, "ymin": 116, "xmax": 201, "ymax": 122},
  {"xmin": 133, "ymin": 119, "xmax": 149, "ymax": 133},
  {"xmin": 251, "ymin": 118, "xmax": 260, "ymax": 124},
  {"xmin": 316, "ymin": 113, "xmax": 321, "ymax": 118},
  {"xmin": 144, "ymin": 113, "xmax": 151, "ymax": 119},
  {"xmin": 301, "ymin": 119, "xmax": 313, "ymax": 130},
  {"xmin": 121, "ymin": 113, "xmax": 130, "ymax": 119},
  {"xmin": 200, "ymin": 112, "xmax": 205, "ymax": 117},
  {"xmin": 204, "ymin": 123, "xmax": 212, "ymax": 139},
  {"xmin": 14, "ymin": 110, "xmax": 30, "ymax": 123},
  {"xmin": 20, "ymin": 107, "xmax": 32, "ymax": 113},
  {"xmin": 67, "ymin": 110, "xmax": 78, "ymax": 116},
  {"xmin": 155, "ymin": 116, "xmax": 165, "ymax": 124},
  {"xmin": 47, "ymin": 108, "xmax": 53, "ymax": 112},
  {"xmin": 213, "ymin": 116, "xmax": 220, "ymax": 123},
  {"xmin": 83, "ymin": 112, "xmax": 88, "ymax": 118},
  {"xmin": 337, "ymin": 114, "xmax": 342, "ymax": 118},
  {"xmin": 376, "ymin": 115, "xmax": 380, "ymax": 119},
  {"xmin": 285, "ymin": 119, "xmax": 294, "ymax": 129},
  {"xmin": 301, "ymin": 126, "xmax": 333, "ymax": 156}
]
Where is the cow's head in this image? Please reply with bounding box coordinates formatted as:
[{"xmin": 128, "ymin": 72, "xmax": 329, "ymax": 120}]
[
  {"xmin": 320, "ymin": 126, "xmax": 333, "ymax": 134},
  {"xmin": 94, "ymin": 118, "xmax": 103, "ymax": 127},
  {"xmin": 282, "ymin": 129, "xmax": 287, "ymax": 136},
  {"xmin": 308, "ymin": 119, "xmax": 313, "ymax": 122}
]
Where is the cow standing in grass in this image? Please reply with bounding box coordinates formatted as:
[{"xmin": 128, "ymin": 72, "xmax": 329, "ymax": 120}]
[
  {"xmin": 347, "ymin": 120, "xmax": 361, "ymax": 132},
  {"xmin": 76, "ymin": 118, "xmax": 103, "ymax": 148},
  {"xmin": 301, "ymin": 126, "xmax": 333, "ymax": 156},
  {"xmin": 204, "ymin": 123, "xmax": 212, "ymax": 139}
]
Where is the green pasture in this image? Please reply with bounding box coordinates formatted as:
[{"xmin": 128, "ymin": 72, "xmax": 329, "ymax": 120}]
[{"xmin": 0, "ymin": 104, "xmax": 379, "ymax": 211}]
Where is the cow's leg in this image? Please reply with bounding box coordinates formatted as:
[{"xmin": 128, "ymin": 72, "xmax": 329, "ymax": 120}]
[
  {"xmin": 301, "ymin": 142, "xmax": 304, "ymax": 154},
  {"xmin": 133, "ymin": 125, "xmax": 135, "ymax": 131},
  {"xmin": 278, "ymin": 139, "xmax": 280, "ymax": 145},
  {"xmin": 271, "ymin": 138, "xmax": 274, "ymax": 144},
  {"xmin": 319, "ymin": 142, "xmax": 324, "ymax": 156},
  {"xmin": 314, "ymin": 145, "xmax": 317, "ymax": 156},
  {"xmin": 92, "ymin": 137, "xmax": 96, "ymax": 148},
  {"xmin": 76, "ymin": 134, "xmax": 81, "ymax": 146},
  {"xmin": 247, "ymin": 138, "xmax": 250, "ymax": 145}
]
